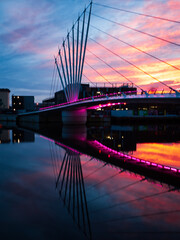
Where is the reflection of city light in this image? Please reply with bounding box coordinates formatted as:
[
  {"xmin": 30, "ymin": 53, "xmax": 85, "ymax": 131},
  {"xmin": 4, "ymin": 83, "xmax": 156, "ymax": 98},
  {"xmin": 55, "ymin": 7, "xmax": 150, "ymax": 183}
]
[
  {"xmin": 106, "ymin": 136, "xmax": 113, "ymax": 140},
  {"xmin": 18, "ymin": 139, "xmax": 20, "ymax": 143}
]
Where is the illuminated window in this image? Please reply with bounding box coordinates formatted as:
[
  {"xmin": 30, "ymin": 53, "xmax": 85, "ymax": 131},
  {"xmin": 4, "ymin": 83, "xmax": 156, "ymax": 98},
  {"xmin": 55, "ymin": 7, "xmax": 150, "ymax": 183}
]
[{"xmin": 17, "ymin": 96, "xmax": 19, "ymax": 99}]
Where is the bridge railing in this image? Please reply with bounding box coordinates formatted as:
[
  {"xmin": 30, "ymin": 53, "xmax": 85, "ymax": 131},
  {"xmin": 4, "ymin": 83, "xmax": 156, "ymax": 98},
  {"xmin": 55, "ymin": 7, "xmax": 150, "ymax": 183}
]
[
  {"xmin": 39, "ymin": 90, "xmax": 179, "ymax": 111},
  {"xmin": 39, "ymin": 90, "xmax": 137, "ymax": 110}
]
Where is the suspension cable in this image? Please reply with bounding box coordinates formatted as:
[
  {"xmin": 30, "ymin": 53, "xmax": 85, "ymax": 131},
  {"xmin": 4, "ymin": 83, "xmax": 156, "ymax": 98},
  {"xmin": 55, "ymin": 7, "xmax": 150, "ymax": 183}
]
[
  {"xmin": 91, "ymin": 13, "xmax": 180, "ymax": 47},
  {"xmin": 82, "ymin": 73, "xmax": 97, "ymax": 87},
  {"xmin": 89, "ymin": 37, "xmax": 177, "ymax": 92},
  {"xmin": 49, "ymin": 63, "xmax": 56, "ymax": 98},
  {"xmin": 85, "ymin": 60, "xmax": 113, "ymax": 85},
  {"xmin": 74, "ymin": 29, "xmax": 144, "ymax": 91},
  {"xmin": 52, "ymin": 66, "xmax": 58, "ymax": 97},
  {"xmin": 93, "ymin": 2, "xmax": 180, "ymax": 24},
  {"xmin": 90, "ymin": 24, "xmax": 180, "ymax": 71},
  {"xmin": 86, "ymin": 47, "xmax": 145, "ymax": 92}
]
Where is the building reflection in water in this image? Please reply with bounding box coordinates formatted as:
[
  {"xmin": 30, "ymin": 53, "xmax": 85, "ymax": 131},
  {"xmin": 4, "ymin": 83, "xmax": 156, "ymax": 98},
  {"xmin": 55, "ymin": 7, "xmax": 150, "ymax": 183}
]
[
  {"xmin": 0, "ymin": 129, "xmax": 10, "ymax": 144},
  {"xmin": 88, "ymin": 124, "xmax": 180, "ymax": 153},
  {"xmin": 49, "ymin": 140, "xmax": 92, "ymax": 239},
  {"xmin": 12, "ymin": 129, "xmax": 35, "ymax": 143}
]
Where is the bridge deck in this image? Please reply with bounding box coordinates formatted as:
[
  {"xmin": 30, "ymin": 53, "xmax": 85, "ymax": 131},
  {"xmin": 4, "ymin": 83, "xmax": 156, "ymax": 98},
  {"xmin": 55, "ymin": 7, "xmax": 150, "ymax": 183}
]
[{"xmin": 19, "ymin": 93, "xmax": 180, "ymax": 117}]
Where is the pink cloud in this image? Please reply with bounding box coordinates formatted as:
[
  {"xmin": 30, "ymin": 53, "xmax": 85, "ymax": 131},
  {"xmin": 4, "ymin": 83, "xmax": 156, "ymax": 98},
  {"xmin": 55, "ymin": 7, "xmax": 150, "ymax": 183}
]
[{"xmin": 83, "ymin": 3, "xmax": 180, "ymax": 92}]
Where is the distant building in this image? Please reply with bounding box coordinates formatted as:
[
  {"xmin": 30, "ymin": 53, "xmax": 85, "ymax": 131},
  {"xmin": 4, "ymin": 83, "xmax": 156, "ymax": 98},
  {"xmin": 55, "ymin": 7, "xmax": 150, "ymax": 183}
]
[
  {"xmin": 0, "ymin": 89, "xmax": 10, "ymax": 109},
  {"xmin": 12, "ymin": 95, "xmax": 34, "ymax": 112},
  {"xmin": 79, "ymin": 83, "xmax": 137, "ymax": 99},
  {"xmin": 42, "ymin": 97, "xmax": 55, "ymax": 107}
]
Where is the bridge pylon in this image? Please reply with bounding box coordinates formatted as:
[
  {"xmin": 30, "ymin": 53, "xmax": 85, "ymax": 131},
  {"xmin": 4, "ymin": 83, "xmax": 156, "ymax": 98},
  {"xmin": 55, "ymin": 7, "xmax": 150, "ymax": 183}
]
[{"xmin": 55, "ymin": 1, "xmax": 92, "ymax": 103}]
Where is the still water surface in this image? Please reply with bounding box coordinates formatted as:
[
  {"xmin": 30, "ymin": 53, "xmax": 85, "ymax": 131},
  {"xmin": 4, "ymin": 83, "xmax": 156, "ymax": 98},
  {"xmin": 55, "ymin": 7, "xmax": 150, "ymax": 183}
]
[{"xmin": 0, "ymin": 123, "xmax": 180, "ymax": 240}]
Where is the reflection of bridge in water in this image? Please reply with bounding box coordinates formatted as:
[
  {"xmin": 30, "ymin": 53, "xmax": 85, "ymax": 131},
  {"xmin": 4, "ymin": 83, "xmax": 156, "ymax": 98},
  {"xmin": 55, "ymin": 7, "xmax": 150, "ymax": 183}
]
[
  {"xmin": 40, "ymin": 122, "xmax": 180, "ymax": 190},
  {"xmin": 44, "ymin": 132, "xmax": 180, "ymax": 239},
  {"xmin": 49, "ymin": 140, "xmax": 92, "ymax": 239},
  {"xmin": 14, "ymin": 116, "xmax": 180, "ymax": 188}
]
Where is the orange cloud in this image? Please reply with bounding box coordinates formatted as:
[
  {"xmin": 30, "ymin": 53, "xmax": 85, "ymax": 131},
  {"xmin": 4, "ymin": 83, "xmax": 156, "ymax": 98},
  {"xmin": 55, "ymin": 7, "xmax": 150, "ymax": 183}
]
[{"xmin": 83, "ymin": 0, "xmax": 180, "ymax": 92}]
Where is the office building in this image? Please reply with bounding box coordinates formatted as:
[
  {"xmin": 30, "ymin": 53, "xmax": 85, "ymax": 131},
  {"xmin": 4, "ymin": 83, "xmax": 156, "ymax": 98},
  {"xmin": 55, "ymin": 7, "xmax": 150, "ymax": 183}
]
[
  {"xmin": 0, "ymin": 89, "xmax": 10, "ymax": 109},
  {"xmin": 12, "ymin": 96, "xmax": 34, "ymax": 112}
]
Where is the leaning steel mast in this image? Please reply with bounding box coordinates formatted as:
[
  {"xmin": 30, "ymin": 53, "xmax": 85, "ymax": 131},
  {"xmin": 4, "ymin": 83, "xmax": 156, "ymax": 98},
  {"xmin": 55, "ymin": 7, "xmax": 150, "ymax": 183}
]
[{"xmin": 55, "ymin": 1, "xmax": 93, "ymax": 102}]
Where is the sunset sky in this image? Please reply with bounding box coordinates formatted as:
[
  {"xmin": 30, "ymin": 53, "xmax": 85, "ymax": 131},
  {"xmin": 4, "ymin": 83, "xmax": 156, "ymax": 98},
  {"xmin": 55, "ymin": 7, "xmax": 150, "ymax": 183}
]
[{"xmin": 0, "ymin": 0, "xmax": 180, "ymax": 102}]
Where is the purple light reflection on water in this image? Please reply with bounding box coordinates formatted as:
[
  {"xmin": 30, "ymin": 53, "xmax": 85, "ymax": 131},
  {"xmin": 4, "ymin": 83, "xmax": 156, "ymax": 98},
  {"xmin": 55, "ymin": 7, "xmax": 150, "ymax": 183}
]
[
  {"xmin": 40, "ymin": 136, "xmax": 80, "ymax": 154},
  {"xmin": 39, "ymin": 137, "xmax": 180, "ymax": 176},
  {"xmin": 92, "ymin": 140, "xmax": 180, "ymax": 175}
]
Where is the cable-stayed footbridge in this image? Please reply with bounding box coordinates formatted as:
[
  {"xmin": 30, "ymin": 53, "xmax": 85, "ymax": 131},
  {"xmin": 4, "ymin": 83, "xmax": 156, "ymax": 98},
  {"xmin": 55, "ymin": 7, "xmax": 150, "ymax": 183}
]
[{"xmin": 18, "ymin": 1, "xmax": 180, "ymax": 124}]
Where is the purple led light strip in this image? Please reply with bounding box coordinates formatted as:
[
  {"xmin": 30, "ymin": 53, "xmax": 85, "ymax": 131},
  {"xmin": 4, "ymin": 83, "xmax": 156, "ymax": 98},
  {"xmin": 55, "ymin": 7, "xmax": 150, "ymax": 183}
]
[
  {"xmin": 39, "ymin": 90, "xmax": 135, "ymax": 110},
  {"xmin": 92, "ymin": 140, "xmax": 180, "ymax": 174},
  {"xmin": 40, "ymin": 136, "xmax": 180, "ymax": 174},
  {"xmin": 40, "ymin": 136, "xmax": 80, "ymax": 154},
  {"xmin": 87, "ymin": 101, "xmax": 126, "ymax": 109}
]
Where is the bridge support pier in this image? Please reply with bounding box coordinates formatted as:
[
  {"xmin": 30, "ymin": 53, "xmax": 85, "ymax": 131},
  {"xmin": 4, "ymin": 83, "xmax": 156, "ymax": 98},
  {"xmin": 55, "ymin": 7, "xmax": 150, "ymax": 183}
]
[{"xmin": 62, "ymin": 109, "xmax": 87, "ymax": 125}]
